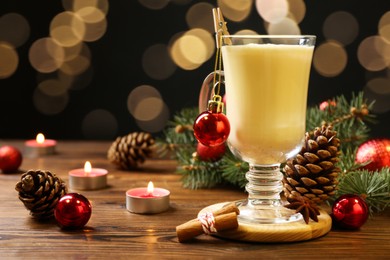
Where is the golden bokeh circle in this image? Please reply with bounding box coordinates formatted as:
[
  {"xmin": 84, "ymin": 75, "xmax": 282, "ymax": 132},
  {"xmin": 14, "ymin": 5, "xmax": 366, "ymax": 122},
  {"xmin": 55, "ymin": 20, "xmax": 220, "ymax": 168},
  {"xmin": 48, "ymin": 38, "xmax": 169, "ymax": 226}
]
[
  {"xmin": 50, "ymin": 11, "xmax": 86, "ymax": 47},
  {"xmin": 76, "ymin": 6, "xmax": 107, "ymax": 42},
  {"xmin": 186, "ymin": 2, "xmax": 215, "ymax": 33},
  {"xmin": 62, "ymin": 0, "xmax": 109, "ymax": 15},
  {"xmin": 255, "ymin": 0, "xmax": 289, "ymax": 23},
  {"xmin": 127, "ymin": 85, "xmax": 163, "ymax": 118},
  {"xmin": 0, "ymin": 42, "xmax": 18, "ymax": 79},
  {"xmin": 218, "ymin": 0, "xmax": 253, "ymax": 22},
  {"xmin": 357, "ymin": 35, "xmax": 390, "ymax": 72},
  {"xmin": 38, "ymin": 78, "xmax": 68, "ymax": 96},
  {"xmin": 379, "ymin": 11, "xmax": 390, "ymax": 42},
  {"xmin": 287, "ymin": 0, "xmax": 306, "ymax": 24},
  {"xmin": 29, "ymin": 37, "xmax": 65, "ymax": 73},
  {"xmin": 323, "ymin": 11, "xmax": 359, "ymax": 46},
  {"xmin": 170, "ymin": 29, "xmax": 213, "ymax": 71},
  {"xmin": 138, "ymin": 0, "xmax": 169, "ymax": 10},
  {"xmin": 33, "ymin": 87, "xmax": 69, "ymax": 115},
  {"xmin": 142, "ymin": 44, "xmax": 177, "ymax": 80},
  {"xmin": 313, "ymin": 40, "xmax": 348, "ymax": 77},
  {"xmin": 0, "ymin": 13, "xmax": 30, "ymax": 48},
  {"xmin": 82, "ymin": 109, "xmax": 118, "ymax": 139},
  {"xmin": 267, "ymin": 17, "xmax": 301, "ymax": 35}
]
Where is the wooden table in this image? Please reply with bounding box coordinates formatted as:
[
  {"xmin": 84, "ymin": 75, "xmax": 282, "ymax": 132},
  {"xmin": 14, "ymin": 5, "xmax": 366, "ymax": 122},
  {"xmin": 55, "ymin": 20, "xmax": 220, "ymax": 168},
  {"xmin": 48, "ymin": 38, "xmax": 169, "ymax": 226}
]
[{"xmin": 1, "ymin": 141, "xmax": 389, "ymax": 259}]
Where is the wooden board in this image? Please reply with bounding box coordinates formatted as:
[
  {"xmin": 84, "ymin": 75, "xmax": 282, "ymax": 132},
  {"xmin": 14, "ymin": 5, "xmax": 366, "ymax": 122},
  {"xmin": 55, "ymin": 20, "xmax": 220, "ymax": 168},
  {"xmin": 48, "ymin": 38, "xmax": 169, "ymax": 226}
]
[{"xmin": 199, "ymin": 202, "xmax": 332, "ymax": 243}]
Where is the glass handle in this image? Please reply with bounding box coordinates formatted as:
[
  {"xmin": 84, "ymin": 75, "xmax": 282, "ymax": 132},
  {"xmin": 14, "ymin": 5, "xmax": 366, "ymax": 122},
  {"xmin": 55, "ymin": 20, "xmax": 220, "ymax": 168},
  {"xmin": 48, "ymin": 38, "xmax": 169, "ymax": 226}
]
[{"xmin": 198, "ymin": 70, "xmax": 224, "ymax": 113}]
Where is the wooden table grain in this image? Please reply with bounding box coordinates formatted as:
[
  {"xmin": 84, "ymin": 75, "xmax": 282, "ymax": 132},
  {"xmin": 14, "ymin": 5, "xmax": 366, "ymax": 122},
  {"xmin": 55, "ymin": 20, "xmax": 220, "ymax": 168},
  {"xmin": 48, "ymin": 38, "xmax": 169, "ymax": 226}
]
[{"xmin": 0, "ymin": 140, "xmax": 389, "ymax": 259}]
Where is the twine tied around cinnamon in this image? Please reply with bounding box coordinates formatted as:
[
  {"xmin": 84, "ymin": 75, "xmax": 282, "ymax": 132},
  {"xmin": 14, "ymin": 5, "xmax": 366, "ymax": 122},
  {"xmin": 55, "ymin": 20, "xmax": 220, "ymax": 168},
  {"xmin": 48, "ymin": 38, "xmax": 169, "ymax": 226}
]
[
  {"xmin": 176, "ymin": 202, "xmax": 240, "ymax": 243},
  {"xmin": 197, "ymin": 211, "xmax": 217, "ymax": 234}
]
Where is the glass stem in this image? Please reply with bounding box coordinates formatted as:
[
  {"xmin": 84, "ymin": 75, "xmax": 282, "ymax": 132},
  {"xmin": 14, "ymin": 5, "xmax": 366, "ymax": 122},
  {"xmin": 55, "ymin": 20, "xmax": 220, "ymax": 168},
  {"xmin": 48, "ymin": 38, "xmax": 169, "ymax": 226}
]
[{"xmin": 245, "ymin": 164, "xmax": 284, "ymax": 206}]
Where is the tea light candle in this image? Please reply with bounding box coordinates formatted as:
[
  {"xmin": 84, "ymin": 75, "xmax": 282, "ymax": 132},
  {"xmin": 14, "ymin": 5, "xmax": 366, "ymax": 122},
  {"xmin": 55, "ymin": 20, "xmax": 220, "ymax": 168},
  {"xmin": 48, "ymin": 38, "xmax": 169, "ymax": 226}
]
[
  {"xmin": 25, "ymin": 133, "xmax": 57, "ymax": 156},
  {"xmin": 126, "ymin": 181, "xmax": 170, "ymax": 214},
  {"xmin": 69, "ymin": 161, "xmax": 108, "ymax": 190}
]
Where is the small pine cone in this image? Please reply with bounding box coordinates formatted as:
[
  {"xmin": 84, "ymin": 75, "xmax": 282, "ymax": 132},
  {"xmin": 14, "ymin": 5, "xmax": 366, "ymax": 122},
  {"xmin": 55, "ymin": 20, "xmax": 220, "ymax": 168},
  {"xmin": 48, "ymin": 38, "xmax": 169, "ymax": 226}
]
[
  {"xmin": 107, "ymin": 132, "xmax": 155, "ymax": 170},
  {"xmin": 283, "ymin": 124, "xmax": 341, "ymax": 204},
  {"xmin": 15, "ymin": 170, "xmax": 67, "ymax": 220}
]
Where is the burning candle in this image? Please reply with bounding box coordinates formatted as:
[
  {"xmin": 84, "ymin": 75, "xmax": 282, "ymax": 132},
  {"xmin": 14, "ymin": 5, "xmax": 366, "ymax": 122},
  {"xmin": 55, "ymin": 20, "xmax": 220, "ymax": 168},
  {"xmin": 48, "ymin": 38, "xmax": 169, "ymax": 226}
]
[
  {"xmin": 126, "ymin": 181, "xmax": 170, "ymax": 214},
  {"xmin": 68, "ymin": 161, "xmax": 108, "ymax": 190},
  {"xmin": 24, "ymin": 133, "xmax": 57, "ymax": 157}
]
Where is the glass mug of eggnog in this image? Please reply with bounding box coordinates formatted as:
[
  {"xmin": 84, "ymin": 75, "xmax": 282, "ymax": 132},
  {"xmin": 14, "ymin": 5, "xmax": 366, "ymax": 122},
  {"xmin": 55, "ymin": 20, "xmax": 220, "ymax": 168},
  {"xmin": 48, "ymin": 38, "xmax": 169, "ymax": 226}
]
[{"xmin": 201, "ymin": 35, "xmax": 316, "ymax": 224}]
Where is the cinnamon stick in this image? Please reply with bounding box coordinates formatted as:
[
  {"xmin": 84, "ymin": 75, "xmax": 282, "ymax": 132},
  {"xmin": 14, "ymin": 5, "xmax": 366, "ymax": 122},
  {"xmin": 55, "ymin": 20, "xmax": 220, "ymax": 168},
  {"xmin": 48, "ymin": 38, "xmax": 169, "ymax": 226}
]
[{"xmin": 176, "ymin": 202, "xmax": 239, "ymax": 243}]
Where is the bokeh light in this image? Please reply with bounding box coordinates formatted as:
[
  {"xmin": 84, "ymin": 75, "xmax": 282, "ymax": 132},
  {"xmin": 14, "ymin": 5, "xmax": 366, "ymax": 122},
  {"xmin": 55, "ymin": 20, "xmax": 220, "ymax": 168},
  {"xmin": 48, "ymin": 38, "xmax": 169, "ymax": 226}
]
[
  {"xmin": 127, "ymin": 85, "xmax": 169, "ymax": 133},
  {"xmin": 267, "ymin": 17, "xmax": 300, "ymax": 35},
  {"xmin": 59, "ymin": 42, "xmax": 91, "ymax": 76},
  {"xmin": 170, "ymin": 28, "xmax": 214, "ymax": 70},
  {"xmin": 138, "ymin": 0, "xmax": 169, "ymax": 10},
  {"xmin": 32, "ymin": 87, "xmax": 69, "ymax": 115},
  {"xmin": 0, "ymin": 42, "xmax": 18, "ymax": 79},
  {"xmin": 38, "ymin": 78, "xmax": 68, "ymax": 97},
  {"xmin": 364, "ymin": 77, "xmax": 390, "ymax": 113},
  {"xmin": 313, "ymin": 40, "xmax": 348, "ymax": 77},
  {"xmin": 287, "ymin": 0, "xmax": 306, "ymax": 24},
  {"xmin": 218, "ymin": 0, "xmax": 253, "ymax": 22},
  {"xmin": 142, "ymin": 44, "xmax": 177, "ymax": 80},
  {"xmin": 0, "ymin": 13, "xmax": 30, "ymax": 48},
  {"xmin": 186, "ymin": 2, "xmax": 215, "ymax": 33},
  {"xmin": 75, "ymin": 6, "xmax": 107, "ymax": 42},
  {"xmin": 50, "ymin": 11, "xmax": 85, "ymax": 47},
  {"xmin": 82, "ymin": 109, "xmax": 118, "ymax": 139},
  {"xmin": 29, "ymin": 37, "xmax": 65, "ymax": 73},
  {"xmin": 378, "ymin": 11, "xmax": 390, "ymax": 42},
  {"xmin": 255, "ymin": 0, "xmax": 288, "ymax": 24},
  {"xmin": 323, "ymin": 11, "xmax": 359, "ymax": 46},
  {"xmin": 234, "ymin": 29, "xmax": 259, "ymax": 35},
  {"xmin": 136, "ymin": 103, "xmax": 170, "ymax": 133},
  {"xmin": 358, "ymin": 35, "xmax": 390, "ymax": 72},
  {"xmin": 62, "ymin": 0, "xmax": 109, "ymax": 15},
  {"xmin": 127, "ymin": 85, "xmax": 162, "ymax": 118}
]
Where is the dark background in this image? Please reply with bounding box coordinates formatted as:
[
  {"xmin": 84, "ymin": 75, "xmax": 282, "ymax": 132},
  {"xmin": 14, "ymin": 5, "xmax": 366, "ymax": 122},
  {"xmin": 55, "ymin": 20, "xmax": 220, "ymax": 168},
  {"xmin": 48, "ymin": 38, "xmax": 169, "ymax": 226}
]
[{"xmin": 0, "ymin": 0, "xmax": 389, "ymax": 140}]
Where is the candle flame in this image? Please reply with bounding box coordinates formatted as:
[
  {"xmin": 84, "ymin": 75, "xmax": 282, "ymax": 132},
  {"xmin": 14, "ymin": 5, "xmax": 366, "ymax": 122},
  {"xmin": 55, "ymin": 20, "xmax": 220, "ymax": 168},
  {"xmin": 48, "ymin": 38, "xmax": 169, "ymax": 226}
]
[
  {"xmin": 147, "ymin": 181, "xmax": 154, "ymax": 195},
  {"xmin": 36, "ymin": 133, "xmax": 45, "ymax": 144},
  {"xmin": 84, "ymin": 161, "xmax": 92, "ymax": 176}
]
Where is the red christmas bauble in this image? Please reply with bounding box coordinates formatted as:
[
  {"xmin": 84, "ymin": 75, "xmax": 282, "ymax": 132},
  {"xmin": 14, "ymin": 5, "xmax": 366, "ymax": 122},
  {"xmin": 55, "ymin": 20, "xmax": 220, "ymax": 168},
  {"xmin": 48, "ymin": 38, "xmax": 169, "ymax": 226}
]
[
  {"xmin": 319, "ymin": 100, "xmax": 336, "ymax": 111},
  {"xmin": 197, "ymin": 142, "xmax": 226, "ymax": 161},
  {"xmin": 193, "ymin": 111, "xmax": 230, "ymax": 147},
  {"xmin": 54, "ymin": 193, "xmax": 92, "ymax": 229},
  {"xmin": 0, "ymin": 145, "xmax": 22, "ymax": 173},
  {"xmin": 355, "ymin": 138, "xmax": 390, "ymax": 171},
  {"xmin": 332, "ymin": 194, "xmax": 369, "ymax": 229}
]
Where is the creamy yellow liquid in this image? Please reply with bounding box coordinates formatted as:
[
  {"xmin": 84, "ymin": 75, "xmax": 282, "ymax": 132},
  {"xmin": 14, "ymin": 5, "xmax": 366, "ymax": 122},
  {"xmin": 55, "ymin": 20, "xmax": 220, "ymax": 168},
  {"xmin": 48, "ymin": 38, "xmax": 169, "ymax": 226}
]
[{"xmin": 221, "ymin": 43, "xmax": 314, "ymax": 164}]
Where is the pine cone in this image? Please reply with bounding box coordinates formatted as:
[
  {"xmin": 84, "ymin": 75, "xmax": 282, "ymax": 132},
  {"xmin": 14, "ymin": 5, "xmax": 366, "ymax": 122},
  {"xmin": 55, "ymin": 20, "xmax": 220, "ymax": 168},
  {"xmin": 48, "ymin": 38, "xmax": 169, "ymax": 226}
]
[
  {"xmin": 15, "ymin": 169, "xmax": 67, "ymax": 220},
  {"xmin": 283, "ymin": 124, "xmax": 341, "ymax": 204},
  {"xmin": 107, "ymin": 132, "xmax": 155, "ymax": 170}
]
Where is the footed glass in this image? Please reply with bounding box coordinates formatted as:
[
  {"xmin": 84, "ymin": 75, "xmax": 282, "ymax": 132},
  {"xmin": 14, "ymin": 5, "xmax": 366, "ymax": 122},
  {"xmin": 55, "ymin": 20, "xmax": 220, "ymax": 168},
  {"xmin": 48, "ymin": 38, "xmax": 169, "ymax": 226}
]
[{"xmin": 219, "ymin": 35, "xmax": 316, "ymax": 224}]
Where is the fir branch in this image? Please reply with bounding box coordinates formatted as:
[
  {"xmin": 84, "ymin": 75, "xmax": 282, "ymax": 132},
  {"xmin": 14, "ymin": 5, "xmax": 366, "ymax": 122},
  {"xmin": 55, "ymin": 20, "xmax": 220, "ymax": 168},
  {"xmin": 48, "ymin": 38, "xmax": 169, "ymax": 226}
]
[
  {"xmin": 335, "ymin": 168, "xmax": 390, "ymax": 213},
  {"xmin": 155, "ymin": 107, "xmax": 198, "ymax": 158},
  {"xmin": 220, "ymin": 150, "xmax": 248, "ymax": 189},
  {"xmin": 178, "ymin": 154, "xmax": 225, "ymax": 189},
  {"xmin": 306, "ymin": 91, "xmax": 376, "ymax": 152}
]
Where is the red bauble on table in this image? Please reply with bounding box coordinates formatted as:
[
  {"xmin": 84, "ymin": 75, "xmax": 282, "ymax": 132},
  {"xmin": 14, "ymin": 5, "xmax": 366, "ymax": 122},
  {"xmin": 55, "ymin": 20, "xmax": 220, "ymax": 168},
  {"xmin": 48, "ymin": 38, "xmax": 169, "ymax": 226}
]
[
  {"xmin": 332, "ymin": 194, "xmax": 369, "ymax": 229},
  {"xmin": 193, "ymin": 110, "xmax": 230, "ymax": 147},
  {"xmin": 54, "ymin": 193, "xmax": 92, "ymax": 229},
  {"xmin": 197, "ymin": 142, "xmax": 226, "ymax": 161},
  {"xmin": 355, "ymin": 138, "xmax": 390, "ymax": 171},
  {"xmin": 0, "ymin": 145, "xmax": 23, "ymax": 173}
]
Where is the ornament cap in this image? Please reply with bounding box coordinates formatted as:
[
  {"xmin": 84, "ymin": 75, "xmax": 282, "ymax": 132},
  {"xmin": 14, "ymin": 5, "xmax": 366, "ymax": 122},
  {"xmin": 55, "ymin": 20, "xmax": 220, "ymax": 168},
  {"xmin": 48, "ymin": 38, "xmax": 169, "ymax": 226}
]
[{"xmin": 208, "ymin": 95, "xmax": 224, "ymax": 113}]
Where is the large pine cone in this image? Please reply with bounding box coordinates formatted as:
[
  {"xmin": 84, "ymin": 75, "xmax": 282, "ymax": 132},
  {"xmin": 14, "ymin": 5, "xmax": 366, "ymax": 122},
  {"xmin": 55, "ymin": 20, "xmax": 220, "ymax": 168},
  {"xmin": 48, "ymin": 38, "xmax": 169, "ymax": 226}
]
[
  {"xmin": 15, "ymin": 170, "xmax": 67, "ymax": 220},
  {"xmin": 107, "ymin": 132, "xmax": 155, "ymax": 170},
  {"xmin": 283, "ymin": 124, "xmax": 341, "ymax": 204}
]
